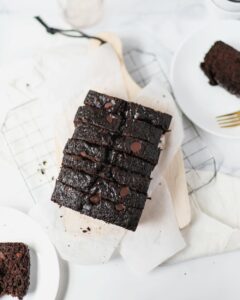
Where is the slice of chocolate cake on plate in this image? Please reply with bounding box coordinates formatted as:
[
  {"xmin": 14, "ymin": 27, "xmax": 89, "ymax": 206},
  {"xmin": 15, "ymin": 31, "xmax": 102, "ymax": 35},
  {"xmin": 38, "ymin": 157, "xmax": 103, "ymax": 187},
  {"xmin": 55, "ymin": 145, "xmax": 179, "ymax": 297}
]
[
  {"xmin": 0, "ymin": 242, "xmax": 30, "ymax": 299},
  {"xmin": 200, "ymin": 41, "xmax": 240, "ymax": 96}
]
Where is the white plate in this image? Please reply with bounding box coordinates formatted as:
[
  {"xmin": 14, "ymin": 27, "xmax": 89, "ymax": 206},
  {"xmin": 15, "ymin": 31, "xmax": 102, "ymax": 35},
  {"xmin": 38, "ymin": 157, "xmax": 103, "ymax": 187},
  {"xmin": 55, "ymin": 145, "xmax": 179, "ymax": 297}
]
[
  {"xmin": 0, "ymin": 207, "xmax": 59, "ymax": 300},
  {"xmin": 170, "ymin": 20, "xmax": 240, "ymax": 139}
]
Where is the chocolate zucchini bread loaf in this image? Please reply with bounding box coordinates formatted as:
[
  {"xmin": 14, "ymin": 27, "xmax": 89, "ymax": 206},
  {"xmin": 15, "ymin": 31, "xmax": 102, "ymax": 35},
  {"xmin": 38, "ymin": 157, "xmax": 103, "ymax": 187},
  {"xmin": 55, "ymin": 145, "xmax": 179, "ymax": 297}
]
[
  {"xmin": 200, "ymin": 41, "xmax": 240, "ymax": 96},
  {"xmin": 51, "ymin": 90, "xmax": 172, "ymax": 231},
  {"xmin": 0, "ymin": 243, "xmax": 30, "ymax": 299}
]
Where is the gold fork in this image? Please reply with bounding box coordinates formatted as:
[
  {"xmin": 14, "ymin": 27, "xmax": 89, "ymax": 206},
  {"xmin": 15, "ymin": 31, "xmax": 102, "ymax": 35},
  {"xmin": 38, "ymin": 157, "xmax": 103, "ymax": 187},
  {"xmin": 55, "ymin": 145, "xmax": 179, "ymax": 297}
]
[{"xmin": 216, "ymin": 110, "xmax": 240, "ymax": 128}]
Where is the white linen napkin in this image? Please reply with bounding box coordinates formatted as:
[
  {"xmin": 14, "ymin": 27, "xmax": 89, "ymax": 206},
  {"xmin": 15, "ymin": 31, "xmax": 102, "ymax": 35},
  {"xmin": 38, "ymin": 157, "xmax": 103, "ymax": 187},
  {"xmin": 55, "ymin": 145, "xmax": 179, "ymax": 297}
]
[{"xmin": 169, "ymin": 171, "xmax": 240, "ymax": 264}]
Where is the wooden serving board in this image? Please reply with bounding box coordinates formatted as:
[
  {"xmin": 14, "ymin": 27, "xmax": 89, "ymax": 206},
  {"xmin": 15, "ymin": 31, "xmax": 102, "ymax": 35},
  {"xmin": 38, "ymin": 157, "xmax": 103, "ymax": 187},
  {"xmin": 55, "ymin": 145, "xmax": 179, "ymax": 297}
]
[{"xmin": 90, "ymin": 33, "xmax": 191, "ymax": 229}]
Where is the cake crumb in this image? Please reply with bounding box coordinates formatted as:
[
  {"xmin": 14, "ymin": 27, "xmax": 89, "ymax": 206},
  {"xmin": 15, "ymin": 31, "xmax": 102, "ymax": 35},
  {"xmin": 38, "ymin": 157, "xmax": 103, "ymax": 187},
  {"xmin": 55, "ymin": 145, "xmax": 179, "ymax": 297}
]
[
  {"xmin": 43, "ymin": 160, "xmax": 47, "ymax": 165},
  {"xmin": 87, "ymin": 227, "xmax": 91, "ymax": 231},
  {"xmin": 82, "ymin": 230, "xmax": 87, "ymax": 233},
  {"xmin": 39, "ymin": 168, "xmax": 45, "ymax": 175}
]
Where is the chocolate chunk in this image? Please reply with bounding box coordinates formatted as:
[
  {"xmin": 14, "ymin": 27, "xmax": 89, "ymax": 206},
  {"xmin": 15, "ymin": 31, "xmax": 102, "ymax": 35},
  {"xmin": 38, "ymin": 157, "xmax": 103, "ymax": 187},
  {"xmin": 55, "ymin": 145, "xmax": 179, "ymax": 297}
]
[
  {"xmin": 90, "ymin": 194, "xmax": 101, "ymax": 204},
  {"xmin": 106, "ymin": 114, "xmax": 114, "ymax": 124},
  {"xmin": 16, "ymin": 253, "xmax": 22, "ymax": 259},
  {"xmin": 130, "ymin": 141, "xmax": 142, "ymax": 153},
  {"xmin": 120, "ymin": 186, "xmax": 130, "ymax": 197},
  {"xmin": 115, "ymin": 203, "xmax": 126, "ymax": 211},
  {"xmin": 104, "ymin": 102, "xmax": 113, "ymax": 109}
]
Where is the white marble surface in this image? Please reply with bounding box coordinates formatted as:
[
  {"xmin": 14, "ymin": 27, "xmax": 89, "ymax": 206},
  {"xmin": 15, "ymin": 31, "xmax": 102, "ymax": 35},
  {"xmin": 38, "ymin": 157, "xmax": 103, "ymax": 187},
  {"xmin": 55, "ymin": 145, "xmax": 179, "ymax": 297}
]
[{"xmin": 0, "ymin": 0, "xmax": 240, "ymax": 299}]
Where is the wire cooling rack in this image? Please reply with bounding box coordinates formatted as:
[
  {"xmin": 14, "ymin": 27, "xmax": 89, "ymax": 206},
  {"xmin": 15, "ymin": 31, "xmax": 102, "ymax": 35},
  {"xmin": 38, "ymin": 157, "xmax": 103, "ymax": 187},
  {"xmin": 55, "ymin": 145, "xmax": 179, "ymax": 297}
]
[
  {"xmin": 1, "ymin": 48, "xmax": 216, "ymax": 203},
  {"xmin": 1, "ymin": 99, "xmax": 58, "ymax": 202}
]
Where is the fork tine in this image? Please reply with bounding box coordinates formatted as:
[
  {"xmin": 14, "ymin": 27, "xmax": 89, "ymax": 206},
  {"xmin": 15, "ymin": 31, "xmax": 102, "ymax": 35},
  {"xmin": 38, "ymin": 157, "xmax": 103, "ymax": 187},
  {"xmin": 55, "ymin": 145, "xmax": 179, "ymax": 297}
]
[
  {"xmin": 218, "ymin": 117, "xmax": 240, "ymax": 124},
  {"xmin": 216, "ymin": 111, "xmax": 240, "ymax": 119},
  {"xmin": 219, "ymin": 122, "xmax": 240, "ymax": 128},
  {"xmin": 217, "ymin": 115, "xmax": 240, "ymax": 121},
  {"xmin": 219, "ymin": 122, "xmax": 240, "ymax": 127}
]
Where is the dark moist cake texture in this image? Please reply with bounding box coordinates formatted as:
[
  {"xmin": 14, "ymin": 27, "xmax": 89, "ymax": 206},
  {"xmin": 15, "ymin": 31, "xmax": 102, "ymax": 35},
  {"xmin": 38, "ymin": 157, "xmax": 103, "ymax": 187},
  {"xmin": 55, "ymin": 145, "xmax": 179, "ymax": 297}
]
[
  {"xmin": 51, "ymin": 90, "xmax": 172, "ymax": 231},
  {"xmin": 0, "ymin": 243, "xmax": 30, "ymax": 300},
  {"xmin": 62, "ymin": 155, "xmax": 149, "ymax": 194},
  {"xmin": 64, "ymin": 139, "xmax": 107, "ymax": 162},
  {"xmin": 74, "ymin": 106, "xmax": 122, "ymax": 132},
  {"xmin": 72, "ymin": 123, "xmax": 113, "ymax": 146},
  {"xmin": 200, "ymin": 41, "xmax": 240, "ymax": 96}
]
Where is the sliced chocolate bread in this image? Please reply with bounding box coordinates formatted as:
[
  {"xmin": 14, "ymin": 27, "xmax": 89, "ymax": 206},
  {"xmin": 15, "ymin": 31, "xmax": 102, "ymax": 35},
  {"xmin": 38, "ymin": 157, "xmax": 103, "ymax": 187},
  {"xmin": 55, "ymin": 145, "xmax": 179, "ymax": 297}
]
[{"xmin": 52, "ymin": 90, "xmax": 172, "ymax": 231}]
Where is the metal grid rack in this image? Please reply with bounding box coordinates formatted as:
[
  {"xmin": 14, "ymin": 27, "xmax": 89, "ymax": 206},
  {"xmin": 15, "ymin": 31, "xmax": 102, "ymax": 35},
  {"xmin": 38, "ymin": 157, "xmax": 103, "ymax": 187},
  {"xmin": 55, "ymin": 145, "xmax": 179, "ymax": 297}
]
[
  {"xmin": 1, "ymin": 99, "xmax": 58, "ymax": 203},
  {"xmin": 1, "ymin": 48, "xmax": 216, "ymax": 203},
  {"xmin": 182, "ymin": 117, "xmax": 216, "ymax": 194},
  {"xmin": 124, "ymin": 49, "xmax": 171, "ymax": 90}
]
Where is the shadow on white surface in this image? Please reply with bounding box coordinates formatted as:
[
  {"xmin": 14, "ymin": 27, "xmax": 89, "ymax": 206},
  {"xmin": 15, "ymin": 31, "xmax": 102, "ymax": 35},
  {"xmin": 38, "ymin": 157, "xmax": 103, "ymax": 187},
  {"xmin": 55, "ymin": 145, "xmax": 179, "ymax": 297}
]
[
  {"xmin": 28, "ymin": 248, "xmax": 38, "ymax": 294},
  {"xmin": 56, "ymin": 255, "xmax": 69, "ymax": 300}
]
